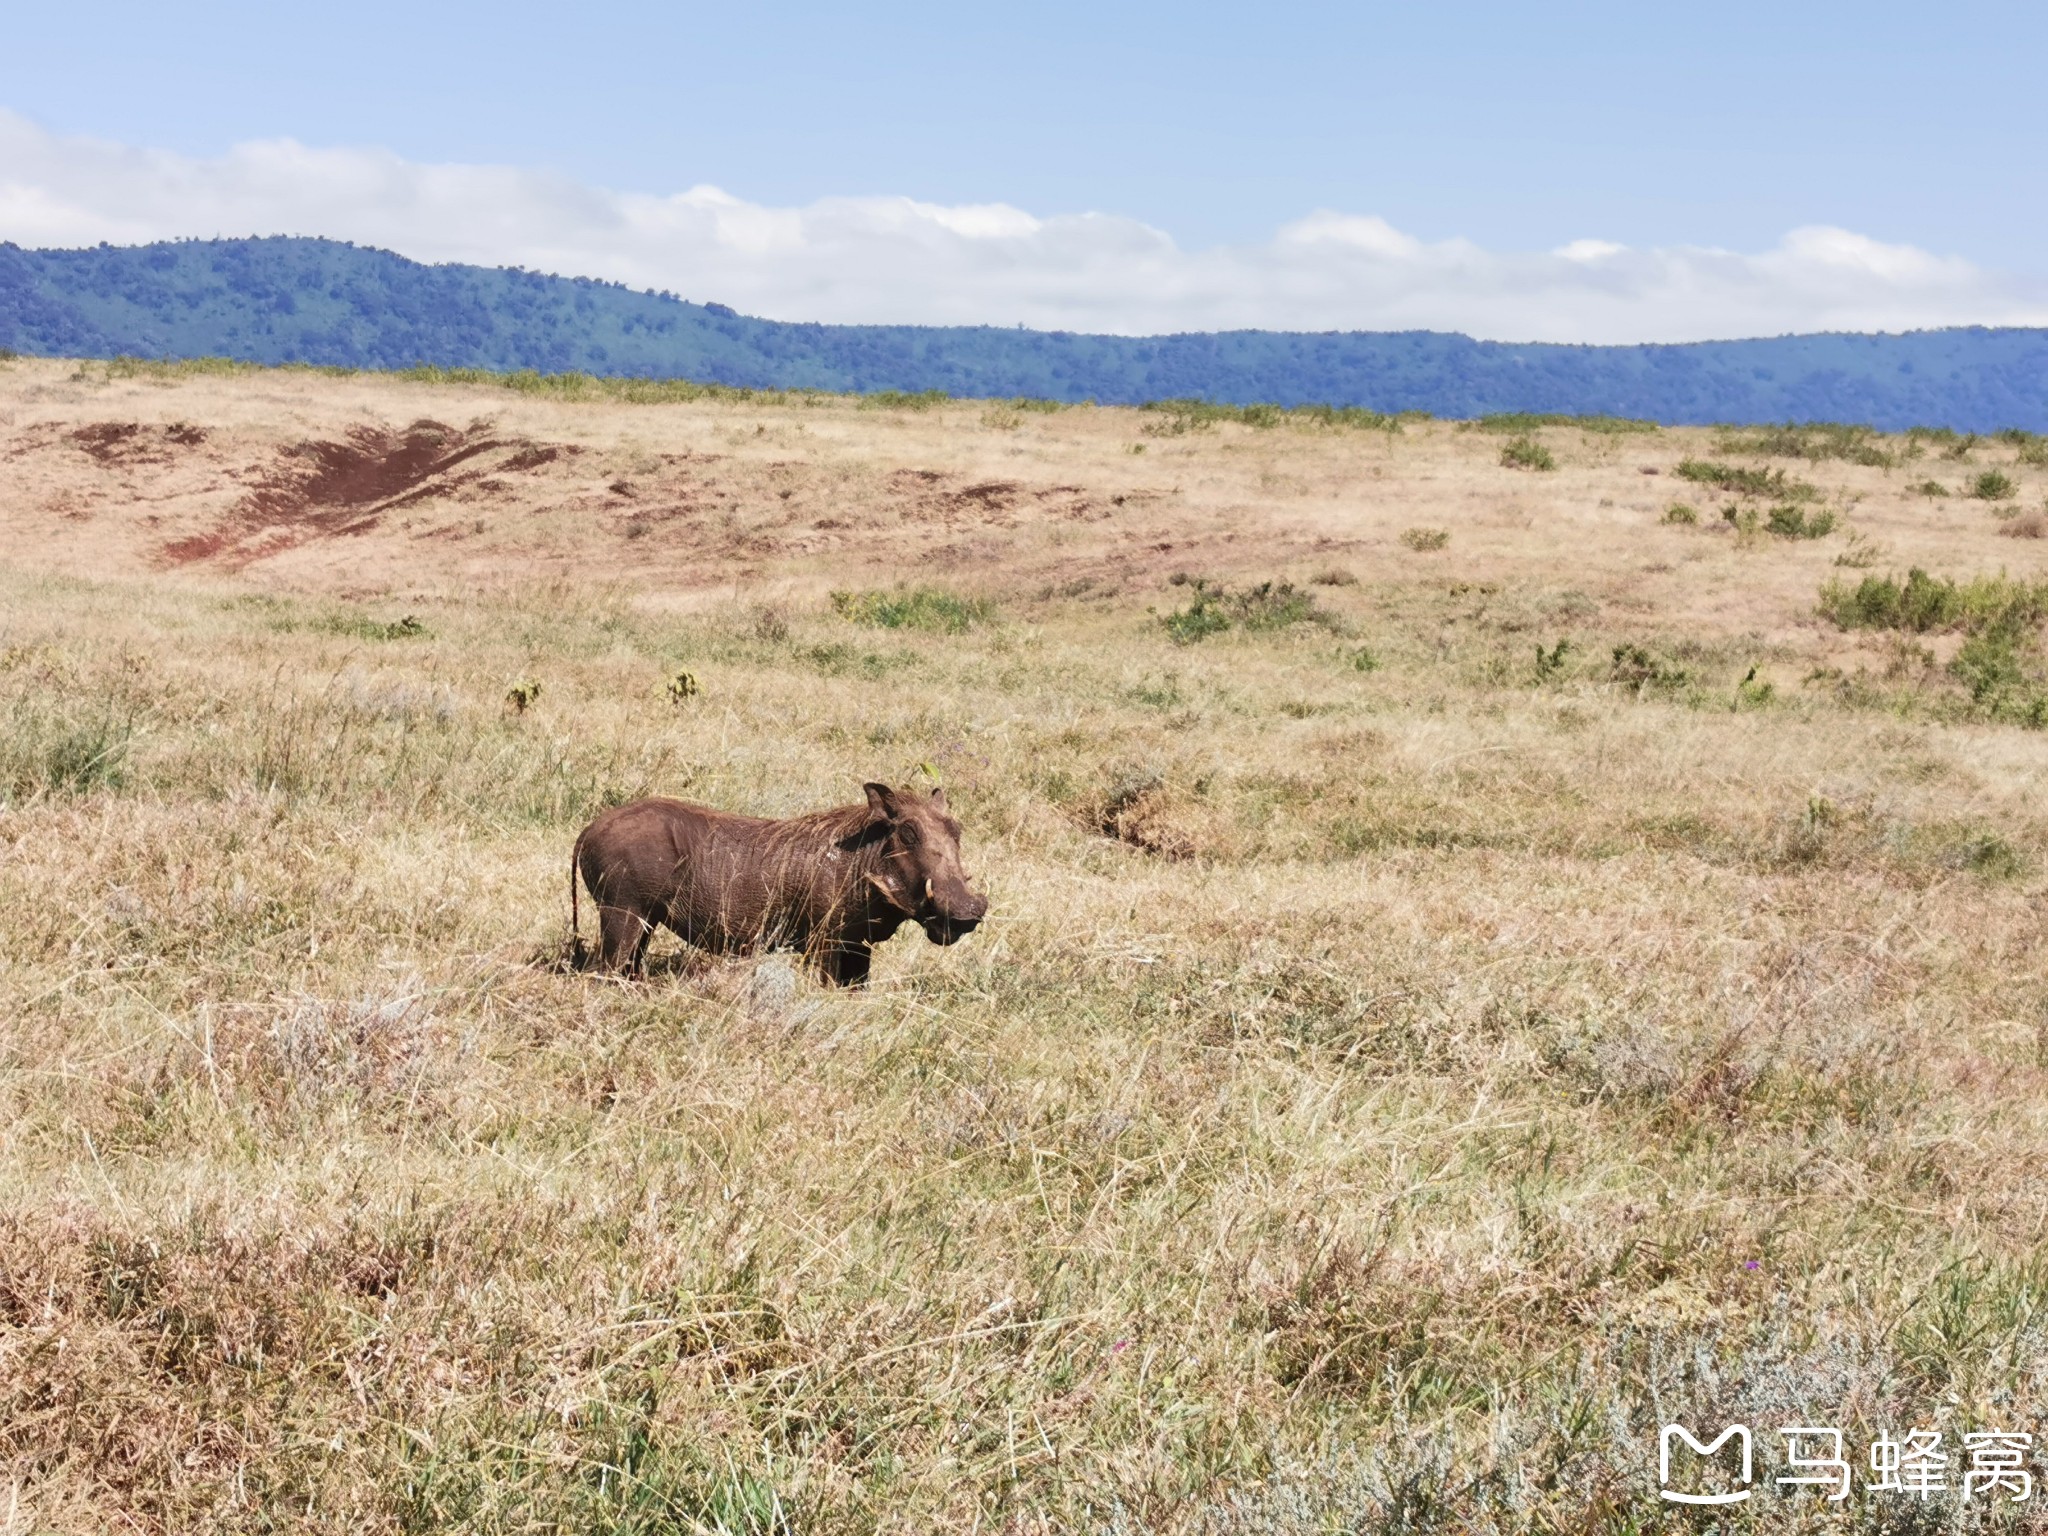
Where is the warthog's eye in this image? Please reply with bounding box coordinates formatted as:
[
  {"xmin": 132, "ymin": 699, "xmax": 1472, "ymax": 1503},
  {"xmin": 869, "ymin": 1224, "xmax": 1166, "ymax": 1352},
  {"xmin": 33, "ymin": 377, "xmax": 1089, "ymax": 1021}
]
[{"xmin": 897, "ymin": 822, "xmax": 923, "ymax": 848}]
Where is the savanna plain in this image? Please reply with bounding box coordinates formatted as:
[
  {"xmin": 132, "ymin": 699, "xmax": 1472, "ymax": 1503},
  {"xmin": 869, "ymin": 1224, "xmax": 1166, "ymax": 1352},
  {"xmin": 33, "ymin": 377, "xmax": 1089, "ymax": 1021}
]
[{"xmin": 6, "ymin": 356, "xmax": 2048, "ymax": 1534}]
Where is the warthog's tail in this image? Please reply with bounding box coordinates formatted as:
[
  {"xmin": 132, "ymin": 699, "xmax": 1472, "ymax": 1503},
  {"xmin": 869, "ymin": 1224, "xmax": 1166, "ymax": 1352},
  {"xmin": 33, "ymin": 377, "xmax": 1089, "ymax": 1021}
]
[{"xmin": 568, "ymin": 828, "xmax": 587, "ymax": 969}]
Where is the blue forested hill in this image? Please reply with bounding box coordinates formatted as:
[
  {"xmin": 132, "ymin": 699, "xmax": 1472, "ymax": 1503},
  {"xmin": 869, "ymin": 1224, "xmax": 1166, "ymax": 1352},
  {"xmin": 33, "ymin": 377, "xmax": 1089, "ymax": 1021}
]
[{"xmin": 1, "ymin": 236, "xmax": 2043, "ymax": 429}]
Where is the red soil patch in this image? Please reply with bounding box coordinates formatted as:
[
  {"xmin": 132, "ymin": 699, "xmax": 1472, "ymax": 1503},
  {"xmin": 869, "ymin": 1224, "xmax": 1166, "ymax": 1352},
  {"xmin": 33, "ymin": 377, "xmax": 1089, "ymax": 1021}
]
[
  {"xmin": 162, "ymin": 419, "xmax": 571, "ymax": 568},
  {"xmin": 68, "ymin": 421, "xmax": 209, "ymax": 466}
]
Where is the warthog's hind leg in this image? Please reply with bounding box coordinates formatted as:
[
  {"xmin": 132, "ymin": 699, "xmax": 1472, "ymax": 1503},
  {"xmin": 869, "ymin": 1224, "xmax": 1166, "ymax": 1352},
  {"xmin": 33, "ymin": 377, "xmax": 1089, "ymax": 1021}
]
[{"xmin": 597, "ymin": 905, "xmax": 655, "ymax": 976}]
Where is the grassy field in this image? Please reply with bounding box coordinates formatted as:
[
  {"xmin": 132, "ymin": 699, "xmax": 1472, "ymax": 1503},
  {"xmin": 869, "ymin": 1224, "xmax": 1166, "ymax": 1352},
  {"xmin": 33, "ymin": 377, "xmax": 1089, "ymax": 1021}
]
[{"xmin": 4, "ymin": 357, "xmax": 2048, "ymax": 1532}]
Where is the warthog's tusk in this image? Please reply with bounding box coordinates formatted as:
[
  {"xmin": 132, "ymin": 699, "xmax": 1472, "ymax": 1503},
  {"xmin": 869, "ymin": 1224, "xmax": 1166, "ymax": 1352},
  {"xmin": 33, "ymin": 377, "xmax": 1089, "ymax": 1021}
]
[{"xmin": 924, "ymin": 877, "xmax": 934, "ymax": 902}]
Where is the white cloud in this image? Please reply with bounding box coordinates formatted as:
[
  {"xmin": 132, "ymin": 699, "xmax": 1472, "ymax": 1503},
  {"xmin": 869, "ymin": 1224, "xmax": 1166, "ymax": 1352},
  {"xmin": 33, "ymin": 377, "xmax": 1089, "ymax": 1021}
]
[{"xmin": 1, "ymin": 109, "xmax": 2042, "ymax": 344}]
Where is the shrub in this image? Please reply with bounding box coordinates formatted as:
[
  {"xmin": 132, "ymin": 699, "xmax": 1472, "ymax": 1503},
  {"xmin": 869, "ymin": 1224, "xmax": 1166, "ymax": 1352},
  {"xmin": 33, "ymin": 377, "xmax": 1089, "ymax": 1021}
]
[
  {"xmin": 1910, "ymin": 480, "xmax": 1950, "ymax": 498},
  {"xmin": 1674, "ymin": 459, "xmax": 1819, "ymax": 501},
  {"xmin": 1500, "ymin": 436, "xmax": 1555, "ymax": 471},
  {"xmin": 1310, "ymin": 567, "xmax": 1358, "ymax": 586},
  {"xmin": 666, "ymin": 669, "xmax": 700, "ymax": 703},
  {"xmin": 505, "ymin": 680, "xmax": 542, "ymax": 714},
  {"xmin": 1765, "ymin": 505, "xmax": 1836, "ymax": 539},
  {"xmin": 1661, "ymin": 504, "xmax": 1699, "ymax": 525},
  {"xmin": 1477, "ymin": 412, "xmax": 1657, "ymax": 434},
  {"xmin": 1159, "ymin": 578, "xmax": 1336, "ymax": 644},
  {"xmin": 831, "ymin": 587, "xmax": 994, "ymax": 633},
  {"xmin": 1350, "ymin": 646, "xmax": 1381, "ymax": 672},
  {"xmin": 1140, "ymin": 400, "xmax": 1401, "ymax": 436},
  {"xmin": 1999, "ymin": 513, "xmax": 2046, "ymax": 540},
  {"xmin": 1609, "ymin": 644, "xmax": 1688, "ymax": 693},
  {"xmin": 1816, "ymin": 569, "xmax": 2048, "ymax": 634},
  {"xmin": 858, "ymin": 389, "xmax": 948, "ymax": 412},
  {"xmin": 324, "ymin": 613, "xmax": 428, "ymax": 641},
  {"xmin": 1969, "ymin": 470, "xmax": 2019, "ymax": 501},
  {"xmin": 1714, "ymin": 423, "xmax": 1895, "ymax": 468},
  {"xmin": 1534, "ymin": 639, "xmax": 1572, "ymax": 680},
  {"xmin": 1291, "ymin": 405, "xmax": 1400, "ymax": 431},
  {"xmin": 1399, "ymin": 526, "xmax": 1450, "ymax": 551}
]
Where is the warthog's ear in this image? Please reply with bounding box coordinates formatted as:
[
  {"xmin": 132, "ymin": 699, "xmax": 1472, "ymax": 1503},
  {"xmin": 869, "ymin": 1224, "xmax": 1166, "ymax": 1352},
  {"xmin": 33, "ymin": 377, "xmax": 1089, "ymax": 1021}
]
[
  {"xmin": 928, "ymin": 786, "xmax": 948, "ymax": 809},
  {"xmin": 864, "ymin": 782, "xmax": 900, "ymax": 821}
]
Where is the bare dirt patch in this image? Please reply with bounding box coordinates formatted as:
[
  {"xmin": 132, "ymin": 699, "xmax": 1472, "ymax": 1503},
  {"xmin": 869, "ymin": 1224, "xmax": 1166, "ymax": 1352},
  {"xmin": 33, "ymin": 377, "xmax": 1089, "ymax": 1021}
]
[{"xmin": 162, "ymin": 418, "xmax": 573, "ymax": 568}]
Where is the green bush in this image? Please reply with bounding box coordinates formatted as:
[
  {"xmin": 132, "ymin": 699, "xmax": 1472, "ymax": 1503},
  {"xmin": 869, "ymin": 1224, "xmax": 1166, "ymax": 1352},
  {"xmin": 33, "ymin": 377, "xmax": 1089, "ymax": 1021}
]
[
  {"xmin": 1765, "ymin": 505, "xmax": 1836, "ymax": 539},
  {"xmin": 1499, "ymin": 436, "xmax": 1556, "ymax": 471},
  {"xmin": 830, "ymin": 587, "xmax": 994, "ymax": 632},
  {"xmin": 1476, "ymin": 412, "xmax": 1657, "ymax": 434},
  {"xmin": 1910, "ymin": 480, "xmax": 1950, "ymax": 498},
  {"xmin": 1969, "ymin": 470, "xmax": 2019, "ymax": 501},
  {"xmin": 859, "ymin": 389, "xmax": 949, "ymax": 412},
  {"xmin": 1661, "ymin": 504, "xmax": 1700, "ymax": 525},
  {"xmin": 1673, "ymin": 459, "xmax": 1820, "ymax": 501},
  {"xmin": 1714, "ymin": 423, "xmax": 1895, "ymax": 468},
  {"xmin": 322, "ymin": 613, "xmax": 429, "ymax": 641},
  {"xmin": 1816, "ymin": 569, "xmax": 2048, "ymax": 634},
  {"xmin": 1159, "ymin": 578, "xmax": 1337, "ymax": 644},
  {"xmin": 1140, "ymin": 400, "xmax": 1390, "ymax": 436},
  {"xmin": 1609, "ymin": 644, "xmax": 1688, "ymax": 693},
  {"xmin": 1399, "ymin": 526, "xmax": 1450, "ymax": 551}
]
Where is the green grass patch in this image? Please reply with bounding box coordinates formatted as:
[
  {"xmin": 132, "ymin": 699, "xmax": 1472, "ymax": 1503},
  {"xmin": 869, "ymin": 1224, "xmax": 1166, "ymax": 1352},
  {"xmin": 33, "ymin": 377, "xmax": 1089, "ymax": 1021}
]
[
  {"xmin": 1817, "ymin": 568, "xmax": 2048, "ymax": 634},
  {"xmin": 858, "ymin": 389, "xmax": 950, "ymax": 412},
  {"xmin": 1714, "ymin": 422, "xmax": 1895, "ymax": 468},
  {"xmin": 1765, "ymin": 505, "xmax": 1836, "ymax": 539},
  {"xmin": 1141, "ymin": 400, "xmax": 1398, "ymax": 436},
  {"xmin": 1476, "ymin": 412, "xmax": 1658, "ymax": 434},
  {"xmin": 1499, "ymin": 436, "xmax": 1556, "ymax": 471},
  {"xmin": 1673, "ymin": 459, "xmax": 1820, "ymax": 501},
  {"xmin": 830, "ymin": 587, "xmax": 993, "ymax": 633},
  {"xmin": 1159, "ymin": 577, "xmax": 1340, "ymax": 644}
]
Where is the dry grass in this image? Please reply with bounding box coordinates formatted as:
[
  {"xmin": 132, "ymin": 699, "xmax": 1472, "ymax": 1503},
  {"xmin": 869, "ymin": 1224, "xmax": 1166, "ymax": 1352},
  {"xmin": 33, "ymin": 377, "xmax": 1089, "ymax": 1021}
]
[{"xmin": 4, "ymin": 357, "xmax": 2048, "ymax": 1532}]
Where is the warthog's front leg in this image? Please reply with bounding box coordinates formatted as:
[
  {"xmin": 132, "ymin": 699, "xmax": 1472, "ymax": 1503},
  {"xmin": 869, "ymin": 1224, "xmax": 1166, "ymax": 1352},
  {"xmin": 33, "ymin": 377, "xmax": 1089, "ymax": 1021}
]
[{"xmin": 819, "ymin": 943, "xmax": 872, "ymax": 988}]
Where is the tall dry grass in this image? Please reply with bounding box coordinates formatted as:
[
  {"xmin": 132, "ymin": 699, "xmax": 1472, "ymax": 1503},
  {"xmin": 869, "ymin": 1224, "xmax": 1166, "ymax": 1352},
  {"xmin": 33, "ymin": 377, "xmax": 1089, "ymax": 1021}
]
[{"xmin": 3, "ymin": 361, "xmax": 2048, "ymax": 1532}]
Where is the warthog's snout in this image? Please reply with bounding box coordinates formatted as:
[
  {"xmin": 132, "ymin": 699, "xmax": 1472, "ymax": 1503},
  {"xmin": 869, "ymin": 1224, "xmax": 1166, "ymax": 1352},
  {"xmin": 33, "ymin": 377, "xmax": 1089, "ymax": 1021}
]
[{"xmin": 921, "ymin": 884, "xmax": 989, "ymax": 945}]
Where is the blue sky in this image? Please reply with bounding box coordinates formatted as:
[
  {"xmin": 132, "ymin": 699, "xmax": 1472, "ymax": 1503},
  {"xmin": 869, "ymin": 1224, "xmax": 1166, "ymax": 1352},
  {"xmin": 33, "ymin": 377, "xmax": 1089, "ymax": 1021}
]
[{"xmin": 2, "ymin": 0, "xmax": 2044, "ymax": 340}]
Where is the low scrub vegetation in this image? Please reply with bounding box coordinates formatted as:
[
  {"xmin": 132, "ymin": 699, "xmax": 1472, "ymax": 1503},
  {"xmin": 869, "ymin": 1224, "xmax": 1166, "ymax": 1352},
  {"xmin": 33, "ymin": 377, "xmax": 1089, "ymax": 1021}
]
[
  {"xmin": 1817, "ymin": 568, "xmax": 2048, "ymax": 634},
  {"xmin": 1714, "ymin": 421, "xmax": 1895, "ymax": 467},
  {"xmin": 830, "ymin": 586, "xmax": 994, "ymax": 632},
  {"xmin": 1674, "ymin": 458, "xmax": 1821, "ymax": 501},
  {"xmin": 1764, "ymin": 505, "xmax": 1836, "ymax": 539},
  {"xmin": 858, "ymin": 388, "xmax": 950, "ymax": 412},
  {"xmin": 1158, "ymin": 576, "xmax": 1340, "ymax": 643},
  {"xmin": 1499, "ymin": 435, "xmax": 1556, "ymax": 471},
  {"xmin": 1140, "ymin": 399, "xmax": 1399, "ymax": 435},
  {"xmin": 1477, "ymin": 412, "xmax": 1658, "ymax": 434}
]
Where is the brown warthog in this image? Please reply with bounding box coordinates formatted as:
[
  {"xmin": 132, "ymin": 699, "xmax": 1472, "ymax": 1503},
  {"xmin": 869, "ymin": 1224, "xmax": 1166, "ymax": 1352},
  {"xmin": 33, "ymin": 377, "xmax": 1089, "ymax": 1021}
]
[{"xmin": 571, "ymin": 783, "xmax": 989, "ymax": 985}]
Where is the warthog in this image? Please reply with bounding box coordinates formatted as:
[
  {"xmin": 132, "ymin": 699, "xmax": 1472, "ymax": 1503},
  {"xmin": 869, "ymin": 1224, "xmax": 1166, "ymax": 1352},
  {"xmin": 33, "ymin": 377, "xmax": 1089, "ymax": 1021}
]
[{"xmin": 571, "ymin": 783, "xmax": 989, "ymax": 985}]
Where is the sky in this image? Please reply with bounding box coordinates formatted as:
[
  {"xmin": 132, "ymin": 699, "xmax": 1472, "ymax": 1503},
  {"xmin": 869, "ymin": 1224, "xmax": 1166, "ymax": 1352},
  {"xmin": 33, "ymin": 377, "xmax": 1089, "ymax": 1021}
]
[{"xmin": 2, "ymin": 0, "xmax": 2044, "ymax": 342}]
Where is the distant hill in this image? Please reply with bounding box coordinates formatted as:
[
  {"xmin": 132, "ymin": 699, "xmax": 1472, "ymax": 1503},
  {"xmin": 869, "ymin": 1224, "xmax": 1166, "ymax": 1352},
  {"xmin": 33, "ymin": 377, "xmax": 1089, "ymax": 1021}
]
[{"xmin": 1, "ymin": 236, "xmax": 2043, "ymax": 429}]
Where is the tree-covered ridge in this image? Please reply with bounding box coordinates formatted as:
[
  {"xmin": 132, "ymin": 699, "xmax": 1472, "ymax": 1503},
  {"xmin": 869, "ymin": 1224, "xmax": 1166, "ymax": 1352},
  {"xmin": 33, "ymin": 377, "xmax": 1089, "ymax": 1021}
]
[{"xmin": 1, "ymin": 236, "xmax": 2043, "ymax": 429}]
